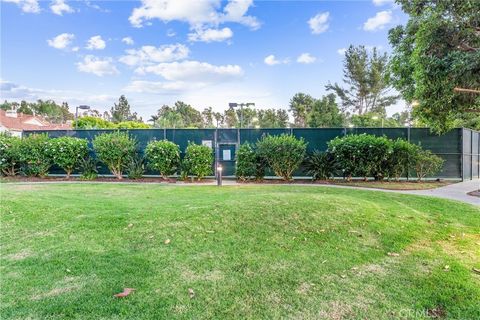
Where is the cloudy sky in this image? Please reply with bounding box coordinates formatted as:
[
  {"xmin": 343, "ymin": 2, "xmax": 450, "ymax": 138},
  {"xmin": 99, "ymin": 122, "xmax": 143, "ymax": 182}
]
[{"xmin": 1, "ymin": 0, "xmax": 407, "ymax": 119}]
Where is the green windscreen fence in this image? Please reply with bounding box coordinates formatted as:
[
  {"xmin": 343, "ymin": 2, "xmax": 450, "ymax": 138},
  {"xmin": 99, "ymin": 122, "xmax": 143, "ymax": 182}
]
[{"xmin": 24, "ymin": 127, "xmax": 479, "ymax": 180}]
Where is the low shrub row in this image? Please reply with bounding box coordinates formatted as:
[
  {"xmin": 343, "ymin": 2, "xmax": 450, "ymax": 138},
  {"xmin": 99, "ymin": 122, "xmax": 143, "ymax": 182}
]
[
  {"xmin": 1, "ymin": 132, "xmax": 444, "ymax": 181},
  {"xmin": 0, "ymin": 132, "xmax": 212, "ymax": 180},
  {"xmin": 236, "ymin": 133, "xmax": 444, "ymax": 181}
]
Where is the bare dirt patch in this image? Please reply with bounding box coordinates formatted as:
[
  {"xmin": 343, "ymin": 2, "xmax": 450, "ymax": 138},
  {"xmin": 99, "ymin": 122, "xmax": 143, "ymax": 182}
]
[{"xmin": 4, "ymin": 249, "xmax": 33, "ymax": 261}]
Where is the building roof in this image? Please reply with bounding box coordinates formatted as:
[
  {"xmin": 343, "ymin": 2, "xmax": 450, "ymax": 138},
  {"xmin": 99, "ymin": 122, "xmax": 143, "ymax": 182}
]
[{"xmin": 0, "ymin": 109, "xmax": 72, "ymax": 131}]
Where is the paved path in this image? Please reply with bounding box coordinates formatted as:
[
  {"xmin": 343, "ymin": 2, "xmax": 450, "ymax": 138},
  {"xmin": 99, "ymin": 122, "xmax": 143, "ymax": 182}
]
[{"xmin": 401, "ymin": 179, "xmax": 479, "ymax": 206}]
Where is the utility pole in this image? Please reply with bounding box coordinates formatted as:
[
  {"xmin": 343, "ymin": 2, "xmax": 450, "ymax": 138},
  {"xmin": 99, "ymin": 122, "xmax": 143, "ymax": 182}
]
[{"xmin": 228, "ymin": 102, "xmax": 255, "ymax": 128}]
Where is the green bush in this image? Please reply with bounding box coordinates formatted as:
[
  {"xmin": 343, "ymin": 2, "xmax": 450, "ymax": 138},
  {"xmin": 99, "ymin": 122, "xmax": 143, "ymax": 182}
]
[
  {"xmin": 304, "ymin": 150, "xmax": 336, "ymax": 180},
  {"xmin": 236, "ymin": 142, "xmax": 257, "ymax": 181},
  {"xmin": 328, "ymin": 134, "xmax": 392, "ymax": 180},
  {"xmin": 386, "ymin": 139, "xmax": 419, "ymax": 181},
  {"xmin": 415, "ymin": 150, "xmax": 444, "ymax": 181},
  {"xmin": 0, "ymin": 133, "xmax": 22, "ymax": 176},
  {"xmin": 19, "ymin": 134, "xmax": 52, "ymax": 177},
  {"xmin": 145, "ymin": 140, "xmax": 180, "ymax": 178},
  {"xmin": 115, "ymin": 121, "xmax": 151, "ymax": 129},
  {"xmin": 73, "ymin": 116, "xmax": 115, "ymax": 129},
  {"xmin": 182, "ymin": 143, "xmax": 213, "ymax": 181},
  {"xmin": 127, "ymin": 155, "xmax": 145, "ymax": 179},
  {"xmin": 92, "ymin": 131, "xmax": 137, "ymax": 179},
  {"xmin": 79, "ymin": 157, "xmax": 98, "ymax": 180},
  {"xmin": 49, "ymin": 136, "xmax": 88, "ymax": 178},
  {"xmin": 256, "ymin": 134, "xmax": 307, "ymax": 181}
]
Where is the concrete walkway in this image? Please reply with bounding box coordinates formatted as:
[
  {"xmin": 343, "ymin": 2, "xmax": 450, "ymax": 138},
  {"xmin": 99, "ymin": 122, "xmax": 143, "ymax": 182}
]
[{"xmin": 401, "ymin": 179, "xmax": 479, "ymax": 206}]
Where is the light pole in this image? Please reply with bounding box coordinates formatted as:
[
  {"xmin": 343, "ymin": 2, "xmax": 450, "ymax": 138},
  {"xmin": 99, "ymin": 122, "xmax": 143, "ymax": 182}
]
[
  {"xmin": 372, "ymin": 115, "xmax": 384, "ymax": 128},
  {"xmin": 75, "ymin": 105, "xmax": 91, "ymax": 129},
  {"xmin": 216, "ymin": 165, "xmax": 223, "ymax": 186},
  {"xmin": 228, "ymin": 102, "xmax": 255, "ymax": 128}
]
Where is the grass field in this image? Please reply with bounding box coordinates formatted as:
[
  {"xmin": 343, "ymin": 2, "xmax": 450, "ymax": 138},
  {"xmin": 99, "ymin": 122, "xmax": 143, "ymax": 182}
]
[{"xmin": 1, "ymin": 184, "xmax": 479, "ymax": 319}]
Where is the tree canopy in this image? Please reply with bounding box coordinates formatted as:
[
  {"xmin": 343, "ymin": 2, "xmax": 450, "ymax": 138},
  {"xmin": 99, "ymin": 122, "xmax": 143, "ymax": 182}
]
[
  {"xmin": 326, "ymin": 45, "xmax": 399, "ymax": 116},
  {"xmin": 388, "ymin": 0, "xmax": 480, "ymax": 132}
]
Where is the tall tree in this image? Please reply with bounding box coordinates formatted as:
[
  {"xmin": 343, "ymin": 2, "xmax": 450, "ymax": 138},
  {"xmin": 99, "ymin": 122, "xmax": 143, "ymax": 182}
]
[
  {"xmin": 224, "ymin": 108, "xmax": 238, "ymax": 128},
  {"xmin": 389, "ymin": 0, "xmax": 480, "ymax": 132},
  {"xmin": 110, "ymin": 95, "xmax": 138, "ymax": 123},
  {"xmin": 289, "ymin": 93, "xmax": 315, "ymax": 127},
  {"xmin": 202, "ymin": 107, "xmax": 214, "ymax": 128},
  {"xmin": 307, "ymin": 94, "xmax": 345, "ymax": 127},
  {"xmin": 326, "ymin": 45, "xmax": 399, "ymax": 116},
  {"xmin": 174, "ymin": 101, "xmax": 203, "ymax": 128},
  {"xmin": 257, "ymin": 109, "xmax": 289, "ymax": 128}
]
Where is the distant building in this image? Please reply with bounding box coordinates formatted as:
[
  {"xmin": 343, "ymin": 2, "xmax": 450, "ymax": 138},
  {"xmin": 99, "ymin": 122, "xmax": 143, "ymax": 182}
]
[{"xmin": 0, "ymin": 109, "xmax": 71, "ymax": 137}]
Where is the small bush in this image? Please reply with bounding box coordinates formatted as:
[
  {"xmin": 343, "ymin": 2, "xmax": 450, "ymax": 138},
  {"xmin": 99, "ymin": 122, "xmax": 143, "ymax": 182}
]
[
  {"xmin": 92, "ymin": 131, "xmax": 137, "ymax": 179},
  {"xmin": 328, "ymin": 134, "xmax": 392, "ymax": 181},
  {"xmin": 415, "ymin": 150, "xmax": 444, "ymax": 181},
  {"xmin": 304, "ymin": 150, "xmax": 336, "ymax": 180},
  {"xmin": 386, "ymin": 139, "xmax": 419, "ymax": 181},
  {"xmin": 256, "ymin": 134, "xmax": 307, "ymax": 181},
  {"xmin": 145, "ymin": 140, "xmax": 180, "ymax": 178},
  {"xmin": 127, "ymin": 155, "xmax": 145, "ymax": 179},
  {"xmin": 182, "ymin": 143, "xmax": 213, "ymax": 180},
  {"xmin": 49, "ymin": 136, "xmax": 88, "ymax": 178},
  {"xmin": 19, "ymin": 134, "xmax": 52, "ymax": 177},
  {"xmin": 0, "ymin": 133, "xmax": 22, "ymax": 176},
  {"xmin": 236, "ymin": 142, "xmax": 256, "ymax": 181},
  {"xmin": 79, "ymin": 157, "xmax": 98, "ymax": 180}
]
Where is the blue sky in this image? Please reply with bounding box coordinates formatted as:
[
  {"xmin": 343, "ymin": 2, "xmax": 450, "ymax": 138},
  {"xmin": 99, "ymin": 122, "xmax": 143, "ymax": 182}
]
[{"xmin": 1, "ymin": 0, "xmax": 407, "ymax": 119}]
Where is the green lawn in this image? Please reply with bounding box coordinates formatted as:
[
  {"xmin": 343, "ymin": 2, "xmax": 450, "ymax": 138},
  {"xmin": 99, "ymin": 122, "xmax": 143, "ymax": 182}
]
[{"xmin": 1, "ymin": 184, "xmax": 479, "ymax": 319}]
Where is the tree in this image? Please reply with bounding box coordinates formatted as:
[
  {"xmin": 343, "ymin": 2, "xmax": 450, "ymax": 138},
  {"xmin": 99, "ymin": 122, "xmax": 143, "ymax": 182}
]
[
  {"xmin": 307, "ymin": 94, "xmax": 345, "ymax": 127},
  {"xmin": 174, "ymin": 101, "xmax": 203, "ymax": 128},
  {"xmin": 326, "ymin": 45, "xmax": 399, "ymax": 116},
  {"xmin": 224, "ymin": 108, "xmax": 238, "ymax": 128},
  {"xmin": 388, "ymin": 0, "xmax": 480, "ymax": 132},
  {"xmin": 110, "ymin": 95, "xmax": 139, "ymax": 123},
  {"xmin": 257, "ymin": 109, "xmax": 288, "ymax": 128},
  {"xmin": 289, "ymin": 93, "xmax": 315, "ymax": 127},
  {"xmin": 202, "ymin": 107, "xmax": 214, "ymax": 128}
]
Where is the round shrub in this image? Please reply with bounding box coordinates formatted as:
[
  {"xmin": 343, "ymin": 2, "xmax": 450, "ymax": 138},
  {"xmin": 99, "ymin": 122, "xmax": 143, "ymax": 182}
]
[
  {"xmin": 0, "ymin": 133, "xmax": 22, "ymax": 176},
  {"xmin": 415, "ymin": 150, "xmax": 444, "ymax": 181},
  {"xmin": 304, "ymin": 150, "xmax": 336, "ymax": 180},
  {"xmin": 256, "ymin": 134, "xmax": 307, "ymax": 181},
  {"xmin": 92, "ymin": 131, "xmax": 137, "ymax": 179},
  {"xmin": 182, "ymin": 142, "xmax": 213, "ymax": 181},
  {"xmin": 236, "ymin": 142, "xmax": 257, "ymax": 181},
  {"xmin": 19, "ymin": 133, "xmax": 53, "ymax": 177},
  {"xmin": 50, "ymin": 136, "xmax": 88, "ymax": 178},
  {"xmin": 145, "ymin": 140, "xmax": 180, "ymax": 178},
  {"xmin": 386, "ymin": 139, "xmax": 419, "ymax": 181}
]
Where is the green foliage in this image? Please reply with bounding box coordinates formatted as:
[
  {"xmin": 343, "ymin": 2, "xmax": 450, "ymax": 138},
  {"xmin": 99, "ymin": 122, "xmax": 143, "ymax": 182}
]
[
  {"xmin": 79, "ymin": 157, "xmax": 98, "ymax": 180},
  {"xmin": 19, "ymin": 134, "xmax": 52, "ymax": 177},
  {"xmin": 73, "ymin": 116, "xmax": 116, "ymax": 129},
  {"xmin": 152, "ymin": 101, "xmax": 203, "ymax": 128},
  {"xmin": 145, "ymin": 140, "xmax": 180, "ymax": 178},
  {"xmin": 92, "ymin": 131, "xmax": 137, "ymax": 179},
  {"xmin": 256, "ymin": 134, "xmax": 307, "ymax": 180},
  {"xmin": 181, "ymin": 143, "xmax": 213, "ymax": 180},
  {"xmin": 386, "ymin": 139, "xmax": 419, "ymax": 181},
  {"xmin": 110, "ymin": 95, "xmax": 140, "ymax": 123},
  {"xmin": 304, "ymin": 150, "xmax": 336, "ymax": 180},
  {"xmin": 388, "ymin": 0, "xmax": 480, "ymax": 132},
  {"xmin": 415, "ymin": 150, "xmax": 444, "ymax": 181},
  {"xmin": 236, "ymin": 142, "xmax": 257, "ymax": 181},
  {"xmin": 328, "ymin": 134, "xmax": 393, "ymax": 180},
  {"xmin": 49, "ymin": 137, "xmax": 88, "ymax": 178},
  {"xmin": 127, "ymin": 156, "xmax": 145, "ymax": 179},
  {"xmin": 326, "ymin": 45, "xmax": 399, "ymax": 116},
  {"xmin": 0, "ymin": 133, "xmax": 22, "ymax": 176},
  {"xmin": 115, "ymin": 121, "xmax": 151, "ymax": 129},
  {"xmin": 307, "ymin": 94, "xmax": 345, "ymax": 127},
  {"xmin": 1, "ymin": 99, "xmax": 73, "ymax": 124},
  {"xmin": 289, "ymin": 93, "xmax": 315, "ymax": 127}
]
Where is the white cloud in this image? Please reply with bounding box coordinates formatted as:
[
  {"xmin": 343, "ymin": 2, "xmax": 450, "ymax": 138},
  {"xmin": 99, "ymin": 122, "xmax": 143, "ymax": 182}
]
[
  {"xmin": 50, "ymin": 0, "xmax": 73, "ymax": 15},
  {"xmin": 47, "ymin": 33, "xmax": 75, "ymax": 50},
  {"xmin": 86, "ymin": 35, "xmax": 106, "ymax": 50},
  {"xmin": 188, "ymin": 27, "xmax": 233, "ymax": 42},
  {"xmin": 296, "ymin": 53, "xmax": 316, "ymax": 64},
  {"xmin": 122, "ymin": 37, "xmax": 134, "ymax": 45},
  {"xmin": 264, "ymin": 54, "xmax": 289, "ymax": 66},
  {"xmin": 363, "ymin": 10, "xmax": 392, "ymax": 31},
  {"xmin": 3, "ymin": 0, "xmax": 40, "ymax": 13},
  {"xmin": 166, "ymin": 29, "xmax": 176, "ymax": 37},
  {"xmin": 119, "ymin": 44, "xmax": 189, "ymax": 66},
  {"xmin": 308, "ymin": 12, "xmax": 329, "ymax": 34},
  {"xmin": 372, "ymin": 0, "xmax": 394, "ymax": 6},
  {"xmin": 76, "ymin": 55, "xmax": 119, "ymax": 76},
  {"xmin": 135, "ymin": 60, "xmax": 244, "ymax": 82},
  {"xmin": 128, "ymin": 0, "xmax": 260, "ymax": 39},
  {"xmin": 125, "ymin": 80, "xmax": 205, "ymax": 94},
  {"xmin": 337, "ymin": 48, "xmax": 347, "ymax": 55}
]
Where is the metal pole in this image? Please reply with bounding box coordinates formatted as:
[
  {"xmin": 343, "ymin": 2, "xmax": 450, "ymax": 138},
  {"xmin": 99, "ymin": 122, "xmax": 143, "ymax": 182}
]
[{"xmin": 74, "ymin": 106, "xmax": 79, "ymax": 129}]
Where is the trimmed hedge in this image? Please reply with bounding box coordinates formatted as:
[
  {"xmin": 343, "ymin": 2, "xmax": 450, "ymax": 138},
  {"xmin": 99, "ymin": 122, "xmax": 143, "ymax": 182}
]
[
  {"xmin": 181, "ymin": 143, "xmax": 213, "ymax": 180},
  {"xmin": 145, "ymin": 140, "xmax": 180, "ymax": 178},
  {"xmin": 50, "ymin": 136, "xmax": 89, "ymax": 178}
]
